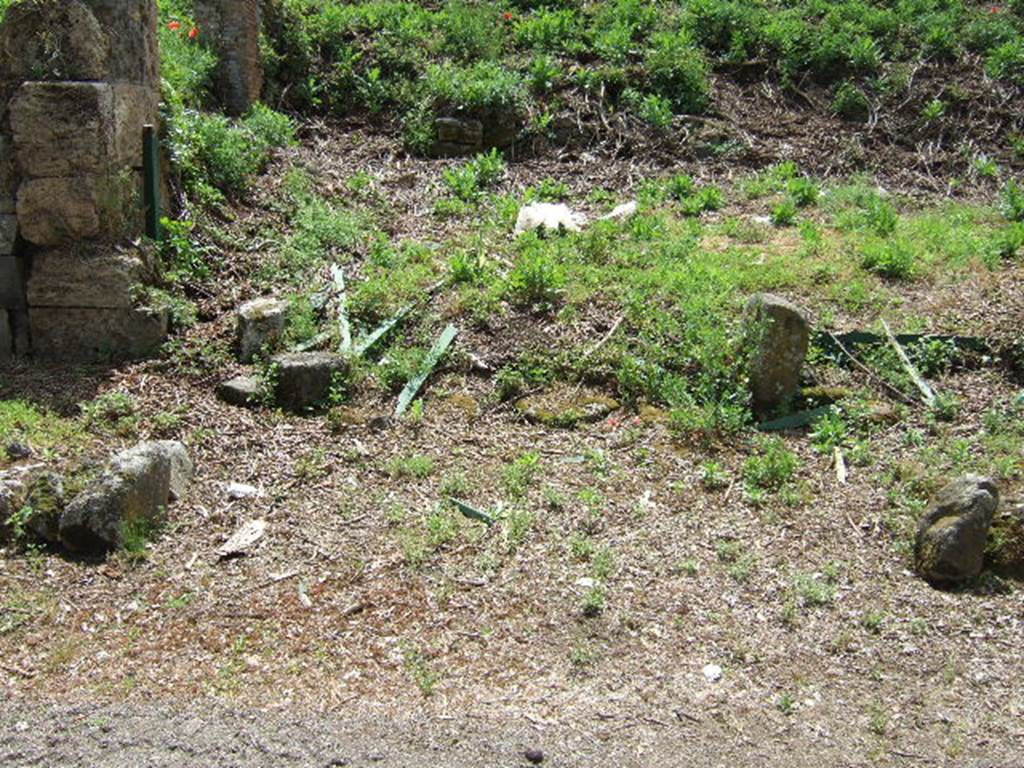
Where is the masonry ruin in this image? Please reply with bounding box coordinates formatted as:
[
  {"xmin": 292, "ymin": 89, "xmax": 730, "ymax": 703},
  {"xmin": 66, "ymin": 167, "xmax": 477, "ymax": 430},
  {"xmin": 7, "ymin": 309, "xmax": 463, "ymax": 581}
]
[
  {"xmin": 0, "ymin": 0, "xmax": 164, "ymax": 362},
  {"xmin": 0, "ymin": 0, "xmax": 266, "ymax": 363}
]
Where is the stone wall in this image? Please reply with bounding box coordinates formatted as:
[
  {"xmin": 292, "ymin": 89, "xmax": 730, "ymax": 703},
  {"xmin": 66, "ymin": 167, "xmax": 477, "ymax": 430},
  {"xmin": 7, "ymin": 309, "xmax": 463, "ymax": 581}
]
[
  {"xmin": 0, "ymin": 0, "xmax": 165, "ymax": 362},
  {"xmin": 194, "ymin": 0, "xmax": 263, "ymax": 116}
]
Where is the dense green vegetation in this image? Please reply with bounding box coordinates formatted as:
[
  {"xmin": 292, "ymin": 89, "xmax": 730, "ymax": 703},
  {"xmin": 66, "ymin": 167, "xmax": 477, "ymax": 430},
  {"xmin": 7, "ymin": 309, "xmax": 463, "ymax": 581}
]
[{"xmin": 255, "ymin": 0, "xmax": 1024, "ymax": 147}]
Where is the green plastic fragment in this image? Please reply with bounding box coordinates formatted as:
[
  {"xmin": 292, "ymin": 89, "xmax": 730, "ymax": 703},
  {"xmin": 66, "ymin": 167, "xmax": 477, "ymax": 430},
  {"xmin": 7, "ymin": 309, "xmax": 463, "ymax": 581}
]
[
  {"xmin": 395, "ymin": 324, "xmax": 458, "ymax": 417},
  {"xmin": 449, "ymin": 498, "xmax": 495, "ymax": 526}
]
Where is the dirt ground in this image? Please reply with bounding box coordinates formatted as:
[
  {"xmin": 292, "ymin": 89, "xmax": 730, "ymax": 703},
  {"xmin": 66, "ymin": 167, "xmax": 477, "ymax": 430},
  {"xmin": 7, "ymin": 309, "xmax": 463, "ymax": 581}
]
[{"xmin": 2, "ymin": 120, "xmax": 1023, "ymax": 766}]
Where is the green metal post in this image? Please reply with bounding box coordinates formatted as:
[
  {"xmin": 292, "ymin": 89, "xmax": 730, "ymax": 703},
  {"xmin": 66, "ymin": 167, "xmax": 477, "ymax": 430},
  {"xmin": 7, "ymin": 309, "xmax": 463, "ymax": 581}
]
[{"xmin": 142, "ymin": 124, "xmax": 162, "ymax": 241}]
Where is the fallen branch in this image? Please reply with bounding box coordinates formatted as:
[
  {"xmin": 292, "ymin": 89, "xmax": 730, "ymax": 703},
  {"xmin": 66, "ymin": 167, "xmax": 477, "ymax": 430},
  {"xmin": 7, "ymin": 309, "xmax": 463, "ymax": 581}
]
[
  {"xmin": 580, "ymin": 314, "xmax": 625, "ymax": 362},
  {"xmin": 881, "ymin": 320, "xmax": 936, "ymax": 407}
]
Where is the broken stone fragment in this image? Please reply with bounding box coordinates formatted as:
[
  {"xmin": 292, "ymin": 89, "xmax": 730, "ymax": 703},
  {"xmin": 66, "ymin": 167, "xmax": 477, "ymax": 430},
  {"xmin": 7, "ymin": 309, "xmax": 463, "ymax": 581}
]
[
  {"xmin": 915, "ymin": 475, "xmax": 999, "ymax": 584},
  {"xmin": 597, "ymin": 201, "xmax": 638, "ymax": 222},
  {"xmin": 271, "ymin": 351, "xmax": 348, "ymax": 412},
  {"xmin": 744, "ymin": 293, "xmax": 810, "ymax": 417},
  {"xmin": 59, "ymin": 440, "xmax": 192, "ymax": 554},
  {"xmin": 217, "ymin": 375, "xmax": 262, "ymax": 407},
  {"xmin": 435, "ymin": 117, "xmax": 483, "ymax": 145},
  {"xmin": 514, "ymin": 203, "xmax": 587, "ymax": 236},
  {"xmin": 235, "ymin": 297, "xmax": 288, "ymax": 363}
]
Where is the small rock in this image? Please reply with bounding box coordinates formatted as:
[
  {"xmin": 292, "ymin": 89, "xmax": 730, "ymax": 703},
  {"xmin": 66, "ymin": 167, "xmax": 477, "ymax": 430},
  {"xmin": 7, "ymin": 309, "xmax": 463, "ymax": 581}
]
[
  {"xmin": 576, "ymin": 577, "xmax": 597, "ymax": 589},
  {"xmin": 915, "ymin": 475, "xmax": 999, "ymax": 583},
  {"xmin": 59, "ymin": 441, "xmax": 192, "ymax": 554},
  {"xmin": 514, "ymin": 203, "xmax": 586, "ymax": 235},
  {"xmin": 235, "ymin": 297, "xmax": 288, "ymax": 363},
  {"xmin": 702, "ymin": 664, "xmax": 723, "ymax": 682},
  {"xmin": 597, "ymin": 201, "xmax": 638, "ymax": 222},
  {"xmin": 225, "ymin": 482, "xmax": 260, "ymax": 500},
  {"xmin": 524, "ymin": 748, "xmax": 545, "ymax": 764},
  {"xmin": 216, "ymin": 519, "xmax": 267, "ymax": 559},
  {"xmin": 744, "ymin": 293, "xmax": 810, "ymax": 416},
  {"xmin": 5, "ymin": 442, "xmax": 32, "ymax": 460},
  {"xmin": 272, "ymin": 351, "xmax": 349, "ymax": 412},
  {"xmin": 217, "ymin": 375, "xmax": 262, "ymax": 408}
]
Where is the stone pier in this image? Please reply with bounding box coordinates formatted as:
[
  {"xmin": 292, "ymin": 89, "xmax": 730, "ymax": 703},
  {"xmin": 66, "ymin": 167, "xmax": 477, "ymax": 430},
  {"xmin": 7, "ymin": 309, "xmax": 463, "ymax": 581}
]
[
  {"xmin": 0, "ymin": 0, "xmax": 166, "ymax": 361},
  {"xmin": 194, "ymin": 0, "xmax": 263, "ymax": 116}
]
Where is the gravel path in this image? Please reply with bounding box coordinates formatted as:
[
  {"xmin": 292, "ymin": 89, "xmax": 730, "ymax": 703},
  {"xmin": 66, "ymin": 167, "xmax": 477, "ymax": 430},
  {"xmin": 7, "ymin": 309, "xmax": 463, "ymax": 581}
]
[
  {"xmin": 0, "ymin": 700, "xmax": 720, "ymax": 768},
  {"xmin": 2, "ymin": 697, "xmax": 1021, "ymax": 768}
]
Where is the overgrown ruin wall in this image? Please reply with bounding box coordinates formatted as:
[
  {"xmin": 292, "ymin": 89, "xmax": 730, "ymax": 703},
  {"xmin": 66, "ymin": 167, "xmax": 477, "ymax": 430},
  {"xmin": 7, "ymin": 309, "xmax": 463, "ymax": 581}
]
[
  {"xmin": 0, "ymin": 0, "xmax": 165, "ymax": 362},
  {"xmin": 194, "ymin": 0, "xmax": 262, "ymax": 116}
]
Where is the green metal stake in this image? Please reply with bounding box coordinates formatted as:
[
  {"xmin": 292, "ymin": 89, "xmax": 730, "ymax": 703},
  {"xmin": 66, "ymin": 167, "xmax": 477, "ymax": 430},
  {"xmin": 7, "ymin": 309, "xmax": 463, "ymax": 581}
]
[{"xmin": 142, "ymin": 124, "xmax": 161, "ymax": 241}]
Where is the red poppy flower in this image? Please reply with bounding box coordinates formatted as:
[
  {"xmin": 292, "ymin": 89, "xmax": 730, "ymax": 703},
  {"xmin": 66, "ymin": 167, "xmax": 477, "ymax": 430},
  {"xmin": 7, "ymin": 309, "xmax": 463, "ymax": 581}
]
[
  {"xmin": 502, "ymin": 11, "xmax": 513, "ymax": 21},
  {"xmin": 167, "ymin": 21, "xmax": 181, "ymax": 31},
  {"xmin": 189, "ymin": 26, "xmax": 200, "ymax": 39},
  {"xmin": 990, "ymin": 5, "xmax": 1003, "ymax": 11}
]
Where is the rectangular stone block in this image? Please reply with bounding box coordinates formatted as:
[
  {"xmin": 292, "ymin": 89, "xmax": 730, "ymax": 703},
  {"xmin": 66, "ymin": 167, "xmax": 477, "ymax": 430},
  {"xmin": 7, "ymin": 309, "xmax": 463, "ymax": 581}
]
[
  {"xmin": 17, "ymin": 177, "xmax": 102, "ymax": 246},
  {"xmin": 29, "ymin": 305, "xmax": 167, "ymax": 361},
  {"xmin": 0, "ymin": 255, "xmax": 24, "ymax": 308},
  {"xmin": 0, "ymin": 214, "xmax": 16, "ymax": 255},
  {"xmin": 27, "ymin": 248, "xmax": 146, "ymax": 309},
  {"xmin": 84, "ymin": 0, "xmax": 160, "ymax": 87},
  {"xmin": 0, "ymin": 135, "xmax": 15, "ymax": 214},
  {"xmin": 0, "ymin": 308, "xmax": 11, "ymax": 360},
  {"xmin": 112, "ymin": 84, "xmax": 160, "ymax": 169},
  {"xmin": 9, "ymin": 82, "xmax": 115, "ymax": 178}
]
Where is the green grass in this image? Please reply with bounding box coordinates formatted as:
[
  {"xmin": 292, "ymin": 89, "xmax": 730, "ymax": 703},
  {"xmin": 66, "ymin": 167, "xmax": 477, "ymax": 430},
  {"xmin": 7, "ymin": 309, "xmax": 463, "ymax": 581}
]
[
  {"xmin": 0, "ymin": 400, "xmax": 91, "ymax": 467},
  {"xmin": 250, "ymin": 0, "xmax": 1024, "ymax": 156}
]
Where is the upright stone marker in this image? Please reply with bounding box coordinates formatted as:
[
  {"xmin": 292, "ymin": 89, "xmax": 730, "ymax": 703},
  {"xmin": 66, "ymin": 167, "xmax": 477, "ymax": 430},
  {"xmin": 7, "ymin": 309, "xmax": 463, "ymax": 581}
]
[{"xmin": 744, "ymin": 293, "xmax": 810, "ymax": 417}]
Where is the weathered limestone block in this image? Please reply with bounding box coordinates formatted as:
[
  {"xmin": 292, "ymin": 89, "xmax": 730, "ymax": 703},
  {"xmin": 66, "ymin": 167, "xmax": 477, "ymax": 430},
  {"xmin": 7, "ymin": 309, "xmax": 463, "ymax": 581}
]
[
  {"xmin": 9, "ymin": 82, "xmax": 116, "ymax": 178},
  {"xmin": 112, "ymin": 84, "xmax": 160, "ymax": 168},
  {"xmin": 235, "ymin": 297, "xmax": 288, "ymax": 362},
  {"xmin": 217, "ymin": 375, "xmax": 262, "ymax": 407},
  {"xmin": 431, "ymin": 111, "xmax": 518, "ymax": 157},
  {"xmin": 915, "ymin": 475, "xmax": 999, "ymax": 583},
  {"xmin": 29, "ymin": 306, "xmax": 167, "ymax": 361},
  {"xmin": 59, "ymin": 440, "xmax": 191, "ymax": 553},
  {"xmin": 0, "ymin": 1, "xmax": 110, "ymax": 82},
  {"xmin": 194, "ymin": 0, "xmax": 263, "ymax": 115},
  {"xmin": 272, "ymin": 351, "xmax": 349, "ymax": 411},
  {"xmin": 16, "ymin": 177, "xmax": 102, "ymax": 245},
  {"xmin": 744, "ymin": 293, "xmax": 810, "ymax": 416},
  {"xmin": 0, "ymin": 135, "xmax": 15, "ymax": 214},
  {"xmin": 82, "ymin": 0, "xmax": 161, "ymax": 87},
  {"xmin": 27, "ymin": 247, "xmax": 150, "ymax": 309},
  {"xmin": 0, "ymin": 255, "xmax": 24, "ymax": 308}
]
